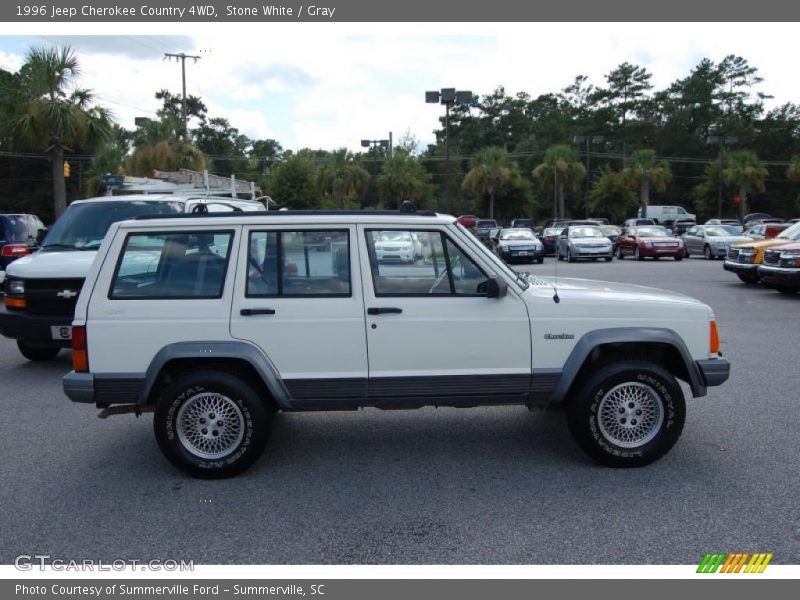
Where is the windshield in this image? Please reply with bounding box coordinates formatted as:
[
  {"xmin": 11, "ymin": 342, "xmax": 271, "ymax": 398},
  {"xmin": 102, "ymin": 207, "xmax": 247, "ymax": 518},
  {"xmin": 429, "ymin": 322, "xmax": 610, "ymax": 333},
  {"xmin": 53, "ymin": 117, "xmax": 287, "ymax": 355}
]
[
  {"xmin": 634, "ymin": 227, "xmax": 669, "ymax": 237},
  {"xmin": 569, "ymin": 227, "xmax": 604, "ymax": 238},
  {"xmin": 475, "ymin": 220, "xmax": 497, "ymax": 228},
  {"xmin": 543, "ymin": 228, "xmax": 562, "ymax": 236},
  {"xmin": 456, "ymin": 223, "xmax": 528, "ymax": 290},
  {"xmin": 499, "ymin": 229, "xmax": 535, "ymax": 241},
  {"xmin": 42, "ymin": 201, "xmax": 185, "ymax": 250},
  {"xmin": 600, "ymin": 225, "xmax": 620, "ymax": 235},
  {"xmin": 777, "ymin": 221, "xmax": 800, "ymax": 240},
  {"xmin": 706, "ymin": 225, "xmax": 741, "ymax": 237},
  {"xmin": 1, "ymin": 216, "xmax": 28, "ymax": 242}
]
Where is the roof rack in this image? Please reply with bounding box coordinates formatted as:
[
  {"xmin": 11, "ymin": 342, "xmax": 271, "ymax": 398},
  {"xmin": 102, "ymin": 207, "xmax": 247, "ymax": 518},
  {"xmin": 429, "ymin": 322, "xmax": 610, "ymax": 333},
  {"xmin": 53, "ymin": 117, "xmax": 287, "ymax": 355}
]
[
  {"xmin": 135, "ymin": 209, "xmax": 442, "ymax": 221},
  {"xmin": 113, "ymin": 168, "xmax": 262, "ymax": 201}
]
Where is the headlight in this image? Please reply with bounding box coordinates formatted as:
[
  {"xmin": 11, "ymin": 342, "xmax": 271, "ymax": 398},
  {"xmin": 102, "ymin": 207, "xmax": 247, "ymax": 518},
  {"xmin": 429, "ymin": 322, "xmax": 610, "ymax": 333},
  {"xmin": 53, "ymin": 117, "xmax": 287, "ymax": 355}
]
[
  {"xmin": 7, "ymin": 279, "xmax": 24, "ymax": 296},
  {"xmin": 644, "ymin": 241, "xmax": 653, "ymax": 247}
]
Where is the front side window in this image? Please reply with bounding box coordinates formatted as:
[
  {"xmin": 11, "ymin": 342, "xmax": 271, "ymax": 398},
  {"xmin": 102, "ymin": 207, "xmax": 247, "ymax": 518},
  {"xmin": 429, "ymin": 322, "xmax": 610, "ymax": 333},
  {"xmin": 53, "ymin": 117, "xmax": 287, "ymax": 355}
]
[
  {"xmin": 110, "ymin": 230, "xmax": 233, "ymax": 299},
  {"xmin": 247, "ymin": 230, "xmax": 351, "ymax": 297},
  {"xmin": 366, "ymin": 229, "xmax": 487, "ymax": 296}
]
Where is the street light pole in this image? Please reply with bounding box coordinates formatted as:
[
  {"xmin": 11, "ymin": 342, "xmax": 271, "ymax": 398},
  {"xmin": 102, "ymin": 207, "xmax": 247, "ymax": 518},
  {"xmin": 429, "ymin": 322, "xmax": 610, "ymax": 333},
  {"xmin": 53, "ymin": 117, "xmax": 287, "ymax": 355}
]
[
  {"xmin": 707, "ymin": 132, "xmax": 738, "ymax": 219},
  {"xmin": 573, "ymin": 135, "xmax": 604, "ymax": 218},
  {"xmin": 426, "ymin": 88, "xmax": 472, "ymax": 211}
]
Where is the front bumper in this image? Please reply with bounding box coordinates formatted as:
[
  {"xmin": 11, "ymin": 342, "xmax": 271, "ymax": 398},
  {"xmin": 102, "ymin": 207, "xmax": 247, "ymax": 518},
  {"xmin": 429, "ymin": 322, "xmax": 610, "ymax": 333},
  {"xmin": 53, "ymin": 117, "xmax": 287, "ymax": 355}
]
[
  {"xmin": 573, "ymin": 247, "xmax": 613, "ymax": 258},
  {"xmin": 723, "ymin": 260, "xmax": 758, "ymax": 273},
  {"xmin": 499, "ymin": 247, "xmax": 543, "ymax": 261},
  {"xmin": 696, "ymin": 357, "xmax": 731, "ymax": 388},
  {"xmin": 0, "ymin": 304, "xmax": 73, "ymax": 346},
  {"xmin": 758, "ymin": 265, "xmax": 800, "ymax": 286},
  {"xmin": 640, "ymin": 245, "xmax": 682, "ymax": 257}
]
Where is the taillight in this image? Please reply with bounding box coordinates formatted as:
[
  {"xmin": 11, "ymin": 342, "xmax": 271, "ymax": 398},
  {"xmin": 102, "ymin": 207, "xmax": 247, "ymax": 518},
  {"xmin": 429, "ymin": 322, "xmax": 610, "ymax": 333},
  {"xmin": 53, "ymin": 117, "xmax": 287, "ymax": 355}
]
[
  {"xmin": 72, "ymin": 325, "xmax": 89, "ymax": 373},
  {"xmin": 1, "ymin": 243, "xmax": 30, "ymax": 257},
  {"xmin": 709, "ymin": 320, "xmax": 720, "ymax": 355}
]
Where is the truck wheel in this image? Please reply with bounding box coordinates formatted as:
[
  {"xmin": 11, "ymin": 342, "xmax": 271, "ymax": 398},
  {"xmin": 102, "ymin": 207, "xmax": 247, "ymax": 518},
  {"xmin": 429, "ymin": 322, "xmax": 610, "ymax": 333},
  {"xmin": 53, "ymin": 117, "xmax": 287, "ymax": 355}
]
[
  {"xmin": 16, "ymin": 340, "xmax": 60, "ymax": 361},
  {"xmin": 737, "ymin": 272, "xmax": 758, "ymax": 284},
  {"xmin": 566, "ymin": 360, "xmax": 685, "ymax": 467},
  {"xmin": 154, "ymin": 370, "xmax": 271, "ymax": 478}
]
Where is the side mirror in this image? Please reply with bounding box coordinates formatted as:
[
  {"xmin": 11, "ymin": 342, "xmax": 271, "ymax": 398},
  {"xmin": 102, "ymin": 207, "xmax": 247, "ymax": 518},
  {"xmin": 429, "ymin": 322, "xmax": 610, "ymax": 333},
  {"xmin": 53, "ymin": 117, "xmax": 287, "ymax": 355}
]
[
  {"xmin": 478, "ymin": 277, "xmax": 508, "ymax": 298},
  {"xmin": 36, "ymin": 228, "xmax": 48, "ymax": 244}
]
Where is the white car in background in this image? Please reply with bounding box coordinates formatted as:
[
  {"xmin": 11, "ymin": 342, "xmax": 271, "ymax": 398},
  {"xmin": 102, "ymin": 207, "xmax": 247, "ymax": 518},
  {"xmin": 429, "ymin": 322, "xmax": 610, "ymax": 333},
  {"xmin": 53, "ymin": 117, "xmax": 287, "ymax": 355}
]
[{"xmin": 373, "ymin": 230, "xmax": 423, "ymax": 263}]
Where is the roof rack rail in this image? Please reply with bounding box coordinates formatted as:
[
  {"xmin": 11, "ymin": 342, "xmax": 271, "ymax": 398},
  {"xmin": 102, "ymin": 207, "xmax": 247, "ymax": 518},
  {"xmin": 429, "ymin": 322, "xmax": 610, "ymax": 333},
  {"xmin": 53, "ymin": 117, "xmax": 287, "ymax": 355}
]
[{"xmin": 134, "ymin": 209, "xmax": 442, "ymax": 221}]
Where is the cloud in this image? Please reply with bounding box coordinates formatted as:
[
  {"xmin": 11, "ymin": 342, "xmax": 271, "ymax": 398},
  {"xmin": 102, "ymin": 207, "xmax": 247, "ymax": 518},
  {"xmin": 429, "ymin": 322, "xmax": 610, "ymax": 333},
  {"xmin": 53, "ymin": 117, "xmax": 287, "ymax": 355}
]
[{"xmin": 29, "ymin": 35, "xmax": 194, "ymax": 60}]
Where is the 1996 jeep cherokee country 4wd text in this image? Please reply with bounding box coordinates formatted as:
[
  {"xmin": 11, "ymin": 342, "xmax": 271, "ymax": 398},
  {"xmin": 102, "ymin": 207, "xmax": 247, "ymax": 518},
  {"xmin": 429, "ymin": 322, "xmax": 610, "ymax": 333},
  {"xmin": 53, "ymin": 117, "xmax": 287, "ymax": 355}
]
[{"xmin": 63, "ymin": 210, "xmax": 730, "ymax": 478}]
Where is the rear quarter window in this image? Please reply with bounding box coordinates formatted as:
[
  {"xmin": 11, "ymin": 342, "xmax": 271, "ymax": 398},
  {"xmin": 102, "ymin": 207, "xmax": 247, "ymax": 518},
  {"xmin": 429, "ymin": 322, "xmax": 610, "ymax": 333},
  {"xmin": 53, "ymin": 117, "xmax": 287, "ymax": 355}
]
[
  {"xmin": 0, "ymin": 216, "xmax": 29, "ymax": 242},
  {"xmin": 110, "ymin": 230, "xmax": 234, "ymax": 299}
]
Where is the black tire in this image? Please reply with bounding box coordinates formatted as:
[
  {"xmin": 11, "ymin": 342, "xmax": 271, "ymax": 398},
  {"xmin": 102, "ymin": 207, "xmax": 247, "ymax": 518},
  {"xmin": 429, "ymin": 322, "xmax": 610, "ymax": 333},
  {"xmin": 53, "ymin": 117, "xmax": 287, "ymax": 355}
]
[
  {"xmin": 737, "ymin": 272, "xmax": 758, "ymax": 284},
  {"xmin": 653, "ymin": 255, "xmax": 660, "ymax": 260},
  {"xmin": 616, "ymin": 247, "xmax": 625, "ymax": 260},
  {"xmin": 674, "ymin": 254, "xmax": 683, "ymax": 261},
  {"xmin": 775, "ymin": 285, "xmax": 798, "ymax": 295},
  {"xmin": 537, "ymin": 256, "xmax": 544, "ymax": 264},
  {"xmin": 635, "ymin": 246, "xmax": 644, "ymax": 261},
  {"xmin": 17, "ymin": 340, "xmax": 60, "ymax": 361},
  {"xmin": 566, "ymin": 360, "xmax": 686, "ymax": 467},
  {"xmin": 604, "ymin": 256, "xmax": 613, "ymax": 262},
  {"xmin": 154, "ymin": 370, "xmax": 271, "ymax": 478},
  {"xmin": 704, "ymin": 245, "xmax": 714, "ymax": 260},
  {"xmin": 567, "ymin": 248, "xmax": 576, "ymax": 263}
]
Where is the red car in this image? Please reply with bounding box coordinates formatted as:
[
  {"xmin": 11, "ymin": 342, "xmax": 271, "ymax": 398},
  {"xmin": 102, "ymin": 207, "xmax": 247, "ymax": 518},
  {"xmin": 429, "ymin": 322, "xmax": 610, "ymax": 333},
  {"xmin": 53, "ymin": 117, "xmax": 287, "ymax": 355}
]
[{"xmin": 616, "ymin": 225, "xmax": 684, "ymax": 261}]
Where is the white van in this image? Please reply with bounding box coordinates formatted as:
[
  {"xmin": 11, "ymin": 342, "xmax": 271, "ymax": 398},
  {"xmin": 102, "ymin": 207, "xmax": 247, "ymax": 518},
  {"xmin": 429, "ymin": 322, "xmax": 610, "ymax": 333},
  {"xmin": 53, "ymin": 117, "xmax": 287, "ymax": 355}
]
[
  {"xmin": 0, "ymin": 194, "xmax": 265, "ymax": 361},
  {"xmin": 637, "ymin": 205, "xmax": 695, "ymax": 224}
]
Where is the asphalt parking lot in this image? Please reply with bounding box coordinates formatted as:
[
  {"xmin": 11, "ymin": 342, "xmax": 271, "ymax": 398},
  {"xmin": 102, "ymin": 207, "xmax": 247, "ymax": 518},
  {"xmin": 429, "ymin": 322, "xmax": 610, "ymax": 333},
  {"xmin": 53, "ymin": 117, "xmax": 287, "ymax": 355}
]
[{"xmin": 1, "ymin": 256, "xmax": 798, "ymax": 565}]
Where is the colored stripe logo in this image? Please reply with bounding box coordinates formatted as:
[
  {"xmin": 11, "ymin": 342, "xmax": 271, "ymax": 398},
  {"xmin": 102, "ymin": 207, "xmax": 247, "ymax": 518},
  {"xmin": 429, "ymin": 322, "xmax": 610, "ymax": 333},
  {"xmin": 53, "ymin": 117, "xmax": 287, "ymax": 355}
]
[{"xmin": 697, "ymin": 552, "xmax": 773, "ymax": 573}]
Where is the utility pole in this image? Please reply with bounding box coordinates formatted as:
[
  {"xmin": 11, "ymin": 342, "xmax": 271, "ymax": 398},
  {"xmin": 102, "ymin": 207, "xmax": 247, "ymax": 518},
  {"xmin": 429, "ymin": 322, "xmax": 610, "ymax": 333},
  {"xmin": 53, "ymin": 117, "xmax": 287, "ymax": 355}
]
[{"xmin": 164, "ymin": 52, "xmax": 201, "ymax": 140}]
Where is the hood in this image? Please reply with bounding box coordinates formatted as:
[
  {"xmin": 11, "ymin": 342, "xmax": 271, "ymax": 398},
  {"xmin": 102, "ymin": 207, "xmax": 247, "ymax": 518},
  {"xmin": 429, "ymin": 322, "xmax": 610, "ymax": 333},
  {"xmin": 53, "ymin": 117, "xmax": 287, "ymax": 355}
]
[
  {"xmin": 733, "ymin": 237, "xmax": 799, "ymax": 250},
  {"xmin": 707, "ymin": 235, "xmax": 750, "ymax": 244},
  {"xmin": 524, "ymin": 275, "xmax": 706, "ymax": 310},
  {"xmin": 6, "ymin": 250, "xmax": 96, "ymax": 279},
  {"xmin": 766, "ymin": 241, "xmax": 800, "ymax": 252}
]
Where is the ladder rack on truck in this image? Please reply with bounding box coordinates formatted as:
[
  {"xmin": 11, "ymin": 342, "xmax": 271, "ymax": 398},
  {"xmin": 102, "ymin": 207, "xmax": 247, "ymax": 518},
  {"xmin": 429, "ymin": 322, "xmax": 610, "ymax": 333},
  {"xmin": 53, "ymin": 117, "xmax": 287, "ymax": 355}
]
[{"xmin": 112, "ymin": 168, "xmax": 269, "ymax": 203}]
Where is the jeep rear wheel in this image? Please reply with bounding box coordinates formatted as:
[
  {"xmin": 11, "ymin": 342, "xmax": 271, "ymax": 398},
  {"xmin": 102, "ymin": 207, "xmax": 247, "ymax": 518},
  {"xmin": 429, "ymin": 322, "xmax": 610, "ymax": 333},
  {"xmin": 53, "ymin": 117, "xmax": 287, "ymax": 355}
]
[
  {"xmin": 17, "ymin": 340, "xmax": 60, "ymax": 361},
  {"xmin": 154, "ymin": 370, "xmax": 271, "ymax": 478},
  {"xmin": 566, "ymin": 360, "xmax": 685, "ymax": 467}
]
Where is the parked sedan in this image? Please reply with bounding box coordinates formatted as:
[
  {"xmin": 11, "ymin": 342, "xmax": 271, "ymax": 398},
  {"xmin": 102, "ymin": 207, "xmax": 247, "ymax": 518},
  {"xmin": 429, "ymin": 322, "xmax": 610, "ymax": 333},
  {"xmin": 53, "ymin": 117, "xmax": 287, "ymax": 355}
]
[
  {"xmin": 492, "ymin": 228, "xmax": 544, "ymax": 264},
  {"xmin": 682, "ymin": 225, "xmax": 751, "ymax": 259},
  {"xmin": 373, "ymin": 231, "xmax": 423, "ymax": 263},
  {"xmin": 557, "ymin": 226, "xmax": 613, "ymax": 262},
  {"xmin": 616, "ymin": 226, "xmax": 684, "ymax": 261},
  {"xmin": 539, "ymin": 227, "xmax": 562, "ymax": 256}
]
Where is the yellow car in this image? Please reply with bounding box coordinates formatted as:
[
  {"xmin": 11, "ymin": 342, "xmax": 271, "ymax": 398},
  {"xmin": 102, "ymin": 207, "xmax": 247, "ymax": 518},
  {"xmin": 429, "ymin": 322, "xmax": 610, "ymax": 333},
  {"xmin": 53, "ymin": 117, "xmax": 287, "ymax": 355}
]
[{"xmin": 723, "ymin": 222, "xmax": 800, "ymax": 283}]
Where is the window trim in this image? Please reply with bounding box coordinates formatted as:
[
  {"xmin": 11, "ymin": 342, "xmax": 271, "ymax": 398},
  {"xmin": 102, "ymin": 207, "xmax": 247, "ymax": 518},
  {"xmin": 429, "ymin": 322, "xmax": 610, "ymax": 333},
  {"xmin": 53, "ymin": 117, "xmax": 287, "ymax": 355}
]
[
  {"xmin": 108, "ymin": 229, "xmax": 235, "ymax": 301},
  {"xmin": 245, "ymin": 229, "xmax": 352, "ymax": 299},
  {"xmin": 365, "ymin": 228, "xmax": 489, "ymax": 298}
]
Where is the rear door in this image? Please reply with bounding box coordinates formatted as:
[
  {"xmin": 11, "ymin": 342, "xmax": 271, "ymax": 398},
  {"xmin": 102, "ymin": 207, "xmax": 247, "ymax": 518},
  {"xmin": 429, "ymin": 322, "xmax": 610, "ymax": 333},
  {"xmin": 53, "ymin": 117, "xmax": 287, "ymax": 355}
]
[
  {"xmin": 358, "ymin": 225, "xmax": 531, "ymax": 406},
  {"xmin": 230, "ymin": 224, "xmax": 368, "ymax": 405}
]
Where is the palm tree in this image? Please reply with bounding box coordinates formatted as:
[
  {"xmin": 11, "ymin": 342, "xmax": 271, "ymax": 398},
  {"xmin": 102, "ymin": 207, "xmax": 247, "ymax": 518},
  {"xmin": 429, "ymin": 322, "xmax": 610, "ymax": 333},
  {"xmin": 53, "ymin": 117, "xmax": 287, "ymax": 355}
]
[
  {"xmin": 723, "ymin": 150, "xmax": 768, "ymax": 221},
  {"xmin": 588, "ymin": 166, "xmax": 637, "ymax": 224},
  {"xmin": 128, "ymin": 140, "xmax": 207, "ymax": 176},
  {"xmin": 377, "ymin": 150, "xmax": 431, "ymax": 209},
  {"xmin": 623, "ymin": 149, "xmax": 672, "ymax": 219},
  {"xmin": 461, "ymin": 146, "xmax": 522, "ymax": 219},
  {"xmin": 532, "ymin": 144, "xmax": 586, "ymax": 219},
  {"xmin": 5, "ymin": 46, "xmax": 112, "ymax": 218},
  {"xmin": 317, "ymin": 149, "xmax": 369, "ymax": 209}
]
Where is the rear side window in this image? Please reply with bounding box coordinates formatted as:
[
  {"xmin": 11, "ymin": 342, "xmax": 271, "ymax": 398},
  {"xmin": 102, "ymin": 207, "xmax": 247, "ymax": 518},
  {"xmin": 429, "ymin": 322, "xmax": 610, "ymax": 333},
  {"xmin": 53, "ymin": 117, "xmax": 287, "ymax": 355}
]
[
  {"xmin": 110, "ymin": 231, "xmax": 233, "ymax": 299},
  {"xmin": 246, "ymin": 230, "xmax": 351, "ymax": 297}
]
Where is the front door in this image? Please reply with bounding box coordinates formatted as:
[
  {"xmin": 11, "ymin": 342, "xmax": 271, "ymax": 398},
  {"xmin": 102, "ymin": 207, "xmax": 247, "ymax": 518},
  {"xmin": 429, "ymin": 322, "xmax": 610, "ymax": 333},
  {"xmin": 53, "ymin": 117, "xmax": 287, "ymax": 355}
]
[{"xmin": 357, "ymin": 226, "xmax": 532, "ymax": 406}]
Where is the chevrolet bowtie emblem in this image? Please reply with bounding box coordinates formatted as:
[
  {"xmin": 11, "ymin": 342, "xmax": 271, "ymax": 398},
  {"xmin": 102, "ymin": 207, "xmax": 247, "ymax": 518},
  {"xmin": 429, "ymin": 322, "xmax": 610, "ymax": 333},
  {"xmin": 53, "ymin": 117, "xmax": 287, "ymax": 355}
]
[{"xmin": 56, "ymin": 290, "xmax": 78, "ymax": 299}]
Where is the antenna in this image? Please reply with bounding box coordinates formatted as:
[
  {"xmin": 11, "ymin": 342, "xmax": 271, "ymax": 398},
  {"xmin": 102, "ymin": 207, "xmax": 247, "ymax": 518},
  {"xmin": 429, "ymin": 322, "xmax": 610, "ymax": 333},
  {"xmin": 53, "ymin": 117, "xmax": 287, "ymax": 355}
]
[{"xmin": 550, "ymin": 167, "xmax": 561, "ymax": 304}]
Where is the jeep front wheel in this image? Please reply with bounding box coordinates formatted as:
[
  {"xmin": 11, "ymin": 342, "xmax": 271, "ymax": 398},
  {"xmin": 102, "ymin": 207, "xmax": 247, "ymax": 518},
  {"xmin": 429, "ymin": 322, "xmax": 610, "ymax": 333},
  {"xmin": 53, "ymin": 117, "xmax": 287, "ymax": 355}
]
[
  {"xmin": 566, "ymin": 360, "xmax": 685, "ymax": 467},
  {"xmin": 154, "ymin": 370, "xmax": 271, "ymax": 478}
]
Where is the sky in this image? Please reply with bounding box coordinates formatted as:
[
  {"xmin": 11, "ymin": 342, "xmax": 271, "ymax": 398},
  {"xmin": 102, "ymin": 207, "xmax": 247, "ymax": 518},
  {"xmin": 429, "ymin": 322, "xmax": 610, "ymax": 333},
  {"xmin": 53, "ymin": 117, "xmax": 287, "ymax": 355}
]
[{"xmin": 0, "ymin": 23, "xmax": 797, "ymax": 155}]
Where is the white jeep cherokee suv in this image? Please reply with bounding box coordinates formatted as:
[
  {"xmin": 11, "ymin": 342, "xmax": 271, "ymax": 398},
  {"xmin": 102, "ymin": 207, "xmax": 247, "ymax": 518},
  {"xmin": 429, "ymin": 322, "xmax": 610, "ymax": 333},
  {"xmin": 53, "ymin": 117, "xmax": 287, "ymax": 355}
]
[{"xmin": 63, "ymin": 210, "xmax": 730, "ymax": 478}]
